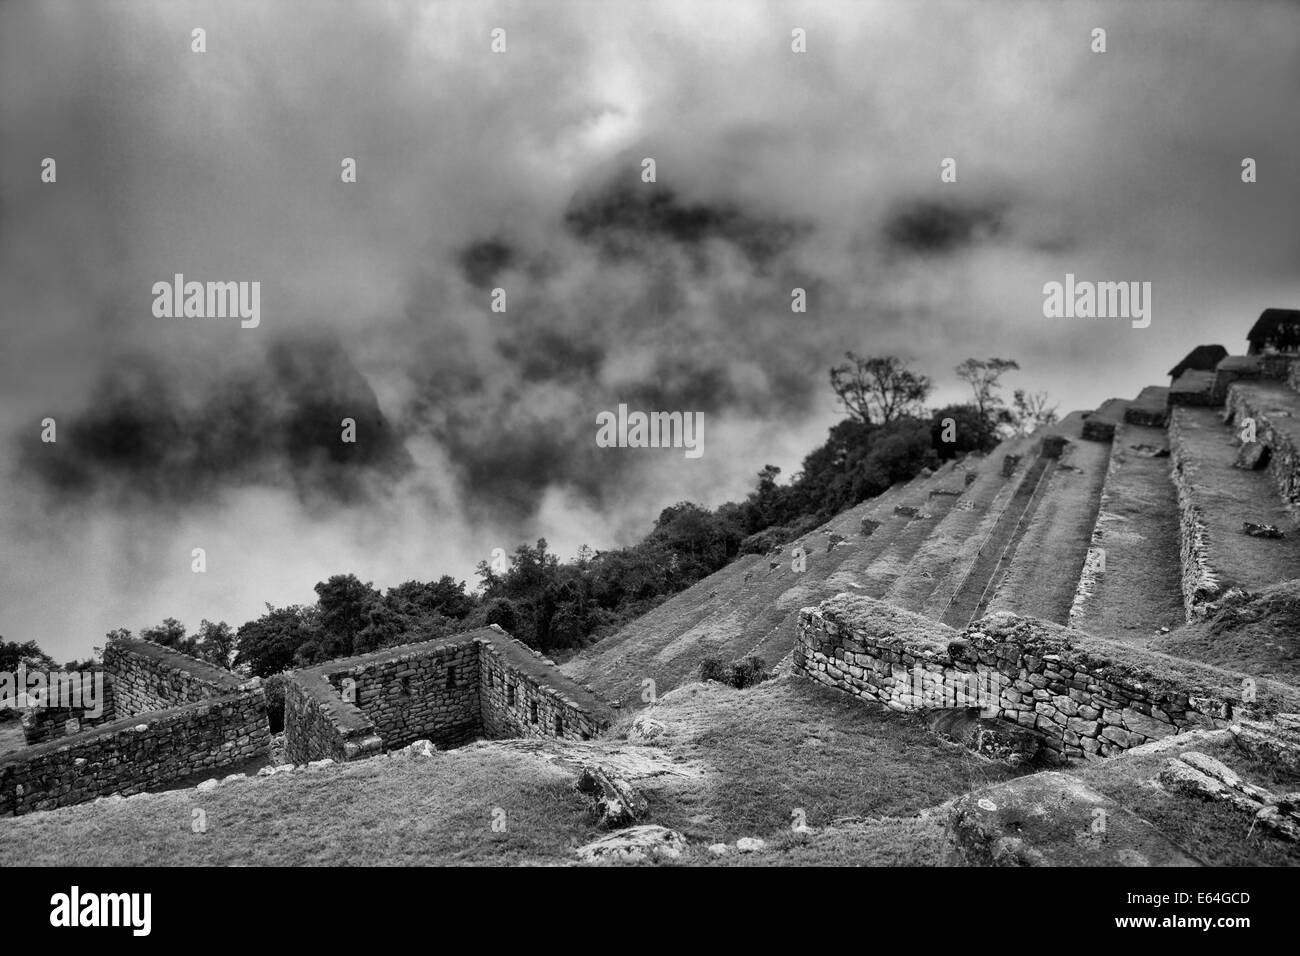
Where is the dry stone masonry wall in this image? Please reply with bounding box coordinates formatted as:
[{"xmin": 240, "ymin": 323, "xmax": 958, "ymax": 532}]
[
  {"xmin": 20, "ymin": 674, "xmax": 116, "ymax": 745},
  {"xmin": 1168, "ymin": 410, "xmax": 1225, "ymax": 618},
  {"xmin": 1, "ymin": 688, "xmax": 270, "ymax": 815},
  {"xmin": 284, "ymin": 626, "xmax": 611, "ymax": 763},
  {"xmin": 794, "ymin": 593, "xmax": 1300, "ymax": 763},
  {"xmin": 479, "ymin": 634, "xmax": 609, "ymax": 741},
  {"xmin": 104, "ymin": 638, "xmax": 244, "ymax": 717},
  {"xmin": 2, "ymin": 639, "xmax": 270, "ymax": 815}
]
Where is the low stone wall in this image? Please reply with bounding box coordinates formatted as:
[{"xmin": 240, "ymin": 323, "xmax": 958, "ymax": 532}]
[
  {"xmin": 103, "ymin": 638, "xmax": 244, "ymax": 718},
  {"xmin": 0, "ymin": 687, "xmax": 270, "ymax": 816},
  {"xmin": 284, "ymin": 626, "xmax": 612, "ymax": 763},
  {"xmin": 793, "ymin": 593, "xmax": 1299, "ymax": 763},
  {"xmin": 1168, "ymin": 409, "xmax": 1224, "ymax": 618}
]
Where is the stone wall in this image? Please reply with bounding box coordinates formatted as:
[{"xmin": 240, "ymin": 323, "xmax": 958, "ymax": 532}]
[
  {"xmin": 284, "ymin": 626, "xmax": 612, "ymax": 763},
  {"xmin": 793, "ymin": 593, "xmax": 1300, "ymax": 763},
  {"xmin": 335, "ymin": 641, "xmax": 481, "ymax": 751},
  {"xmin": 20, "ymin": 671, "xmax": 116, "ymax": 745},
  {"xmin": 282, "ymin": 671, "xmax": 383, "ymax": 764},
  {"xmin": 0, "ymin": 687, "xmax": 270, "ymax": 816},
  {"xmin": 1168, "ymin": 409, "xmax": 1224, "ymax": 618},
  {"xmin": 479, "ymin": 633, "xmax": 609, "ymax": 741},
  {"xmin": 103, "ymin": 638, "xmax": 244, "ymax": 718}
]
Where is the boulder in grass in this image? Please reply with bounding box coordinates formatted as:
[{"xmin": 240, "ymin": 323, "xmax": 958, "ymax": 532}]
[
  {"xmin": 1242, "ymin": 521, "xmax": 1283, "ymax": 539},
  {"xmin": 629, "ymin": 714, "xmax": 667, "ymax": 742},
  {"xmin": 576, "ymin": 764, "xmax": 648, "ymax": 828},
  {"xmin": 575, "ymin": 825, "xmax": 686, "ymax": 863},
  {"xmin": 395, "ymin": 739, "xmax": 437, "ymax": 758}
]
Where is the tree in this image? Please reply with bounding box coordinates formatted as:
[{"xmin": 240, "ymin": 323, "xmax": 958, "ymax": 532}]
[
  {"xmin": 929, "ymin": 403, "xmax": 1000, "ymax": 460},
  {"xmin": 314, "ymin": 574, "xmax": 381, "ymax": 658},
  {"xmin": 954, "ymin": 357, "xmax": 1020, "ymax": 419},
  {"xmin": 483, "ymin": 598, "xmax": 519, "ymax": 634},
  {"xmin": 194, "ymin": 619, "xmax": 237, "ymax": 669},
  {"xmin": 1011, "ymin": 388, "xmax": 1059, "ymax": 436},
  {"xmin": 234, "ymin": 604, "xmax": 323, "ymax": 676},
  {"xmin": 140, "ymin": 618, "xmax": 198, "ymax": 656},
  {"xmin": 0, "ymin": 639, "xmax": 56, "ymax": 673},
  {"xmin": 830, "ymin": 353, "xmax": 932, "ymax": 424},
  {"xmin": 385, "ymin": 577, "xmax": 474, "ymax": 621}
]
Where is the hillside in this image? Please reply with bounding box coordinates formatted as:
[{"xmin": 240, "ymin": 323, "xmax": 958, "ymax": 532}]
[{"xmin": 4, "ymin": 333, "xmax": 1300, "ymax": 868}]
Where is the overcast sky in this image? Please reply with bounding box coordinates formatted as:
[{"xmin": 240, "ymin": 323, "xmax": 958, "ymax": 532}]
[{"xmin": 1, "ymin": 0, "xmax": 1297, "ymax": 661}]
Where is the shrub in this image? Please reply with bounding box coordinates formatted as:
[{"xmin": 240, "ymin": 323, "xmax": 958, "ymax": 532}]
[
  {"xmin": 730, "ymin": 656, "xmax": 770, "ymax": 689},
  {"xmin": 698, "ymin": 656, "xmax": 730, "ymax": 683},
  {"xmin": 699, "ymin": 655, "xmax": 769, "ymax": 689},
  {"xmin": 262, "ymin": 672, "xmax": 288, "ymax": 734}
]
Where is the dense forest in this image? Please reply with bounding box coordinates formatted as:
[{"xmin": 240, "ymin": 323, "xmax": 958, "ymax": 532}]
[{"xmin": 2, "ymin": 355, "xmax": 1055, "ymax": 681}]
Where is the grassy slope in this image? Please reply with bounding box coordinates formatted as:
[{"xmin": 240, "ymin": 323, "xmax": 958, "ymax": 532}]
[{"xmin": 0, "ymin": 674, "xmax": 1027, "ymax": 866}]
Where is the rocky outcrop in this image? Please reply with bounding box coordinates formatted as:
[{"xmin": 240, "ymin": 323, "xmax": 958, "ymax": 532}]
[
  {"xmin": 946, "ymin": 772, "xmax": 1199, "ymax": 866},
  {"xmin": 1158, "ymin": 749, "xmax": 1300, "ymax": 842}
]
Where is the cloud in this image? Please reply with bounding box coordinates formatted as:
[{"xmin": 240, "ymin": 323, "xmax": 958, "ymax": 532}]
[{"xmin": 1, "ymin": 0, "xmax": 1296, "ymax": 660}]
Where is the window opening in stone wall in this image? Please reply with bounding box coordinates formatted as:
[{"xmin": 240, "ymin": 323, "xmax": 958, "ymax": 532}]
[
  {"xmin": 554, "ymin": 714, "xmax": 563, "ymax": 736},
  {"xmin": 446, "ymin": 665, "xmax": 456, "ymax": 689},
  {"xmin": 530, "ymin": 701, "xmax": 538, "ymax": 724},
  {"xmin": 507, "ymin": 684, "xmax": 515, "ymax": 705}
]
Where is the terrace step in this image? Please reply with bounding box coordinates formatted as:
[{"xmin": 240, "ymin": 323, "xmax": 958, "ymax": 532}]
[
  {"xmin": 1126, "ymin": 385, "xmax": 1170, "ymax": 427},
  {"xmin": 1081, "ymin": 398, "xmax": 1129, "ymax": 442},
  {"xmin": 851, "ymin": 484, "xmax": 966, "ymax": 599},
  {"xmin": 1224, "ymin": 380, "xmax": 1300, "ymax": 517},
  {"xmin": 985, "ymin": 412, "xmax": 1113, "ymax": 624},
  {"xmin": 560, "ymin": 461, "xmax": 965, "ymax": 702},
  {"xmin": 937, "ymin": 426, "xmax": 1070, "ymax": 630},
  {"xmin": 1168, "ymin": 405, "xmax": 1300, "ymax": 619},
  {"xmin": 882, "ymin": 434, "xmax": 1038, "ymax": 616},
  {"xmin": 740, "ymin": 461, "xmax": 980, "ymax": 665},
  {"xmin": 1169, "ymin": 369, "xmax": 1219, "ymax": 408},
  {"xmin": 1067, "ymin": 421, "xmax": 1184, "ymax": 642},
  {"xmin": 1213, "ymin": 355, "xmax": 1269, "ymax": 402}
]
